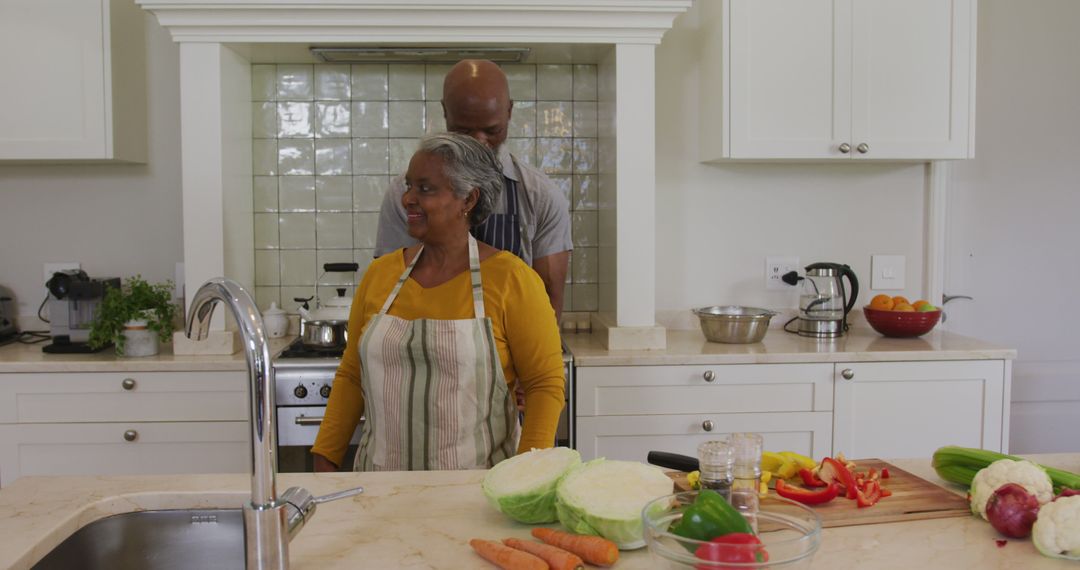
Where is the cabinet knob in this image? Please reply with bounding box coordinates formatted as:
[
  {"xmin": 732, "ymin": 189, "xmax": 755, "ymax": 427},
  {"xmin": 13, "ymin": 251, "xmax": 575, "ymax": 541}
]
[
  {"xmin": 121, "ymin": 378, "xmax": 136, "ymax": 391},
  {"xmin": 838, "ymin": 143, "xmax": 851, "ymax": 154},
  {"xmin": 856, "ymin": 143, "xmax": 870, "ymax": 154},
  {"xmin": 702, "ymin": 370, "xmax": 716, "ymax": 383},
  {"xmin": 123, "ymin": 430, "xmax": 138, "ymax": 442},
  {"xmin": 841, "ymin": 369, "xmax": 855, "ymax": 380},
  {"xmin": 702, "ymin": 420, "xmax": 715, "ymax": 432}
]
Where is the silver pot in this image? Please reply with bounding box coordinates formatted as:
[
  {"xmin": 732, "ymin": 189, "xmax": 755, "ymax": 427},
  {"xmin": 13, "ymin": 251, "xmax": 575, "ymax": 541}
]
[
  {"xmin": 299, "ymin": 319, "xmax": 348, "ymax": 349},
  {"xmin": 692, "ymin": 305, "xmax": 777, "ymax": 344}
]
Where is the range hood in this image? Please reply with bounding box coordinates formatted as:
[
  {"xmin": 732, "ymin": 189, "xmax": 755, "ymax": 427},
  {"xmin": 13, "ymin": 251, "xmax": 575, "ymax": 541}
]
[{"xmin": 310, "ymin": 46, "xmax": 530, "ymax": 63}]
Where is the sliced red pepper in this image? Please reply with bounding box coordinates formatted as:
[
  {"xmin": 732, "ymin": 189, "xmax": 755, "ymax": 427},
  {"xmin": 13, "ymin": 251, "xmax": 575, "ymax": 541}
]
[
  {"xmin": 880, "ymin": 487, "xmax": 893, "ymax": 498},
  {"xmin": 798, "ymin": 467, "xmax": 827, "ymax": 488},
  {"xmin": 819, "ymin": 457, "xmax": 859, "ymax": 499},
  {"xmin": 866, "ymin": 467, "xmax": 879, "ymax": 481},
  {"xmin": 881, "ymin": 467, "xmax": 891, "ymax": 479},
  {"xmin": 856, "ymin": 480, "xmax": 882, "ymax": 508},
  {"xmin": 775, "ymin": 480, "xmax": 840, "ymax": 505}
]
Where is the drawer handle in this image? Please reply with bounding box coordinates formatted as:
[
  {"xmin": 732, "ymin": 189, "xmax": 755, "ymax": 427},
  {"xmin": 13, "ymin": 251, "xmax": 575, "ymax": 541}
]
[
  {"xmin": 123, "ymin": 430, "xmax": 138, "ymax": 442},
  {"xmin": 702, "ymin": 420, "xmax": 714, "ymax": 432},
  {"xmin": 295, "ymin": 416, "xmax": 324, "ymax": 426},
  {"xmin": 122, "ymin": 378, "xmax": 136, "ymax": 391},
  {"xmin": 841, "ymin": 369, "xmax": 855, "ymax": 380},
  {"xmin": 702, "ymin": 370, "xmax": 716, "ymax": 383}
]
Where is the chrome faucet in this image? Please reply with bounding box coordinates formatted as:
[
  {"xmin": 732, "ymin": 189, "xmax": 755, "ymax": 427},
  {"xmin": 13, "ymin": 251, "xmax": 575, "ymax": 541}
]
[{"xmin": 186, "ymin": 277, "xmax": 362, "ymax": 570}]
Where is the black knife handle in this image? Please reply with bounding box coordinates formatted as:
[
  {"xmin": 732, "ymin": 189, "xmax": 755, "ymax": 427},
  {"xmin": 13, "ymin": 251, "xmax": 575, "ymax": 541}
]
[{"xmin": 647, "ymin": 451, "xmax": 700, "ymax": 472}]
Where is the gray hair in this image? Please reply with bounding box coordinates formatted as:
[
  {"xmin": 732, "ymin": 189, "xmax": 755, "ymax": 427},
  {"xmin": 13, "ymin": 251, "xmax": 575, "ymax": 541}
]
[{"xmin": 416, "ymin": 133, "xmax": 504, "ymax": 227}]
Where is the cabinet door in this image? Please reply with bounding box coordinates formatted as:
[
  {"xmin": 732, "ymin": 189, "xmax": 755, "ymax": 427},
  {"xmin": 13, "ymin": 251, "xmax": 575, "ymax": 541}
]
[
  {"xmin": 726, "ymin": 0, "xmax": 852, "ymax": 159},
  {"xmin": 833, "ymin": 360, "xmax": 1006, "ymax": 459},
  {"xmin": 576, "ymin": 412, "xmax": 833, "ymax": 462},
  {"xmin": 850, "ymin": 0, "xmax": 975, "ymax": 159}
]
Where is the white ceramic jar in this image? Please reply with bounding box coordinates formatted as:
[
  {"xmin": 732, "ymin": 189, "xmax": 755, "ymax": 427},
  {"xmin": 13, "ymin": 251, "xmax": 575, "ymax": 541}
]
[
  {"xmin": 263, "ymin": 302, "xmax": 289, "ymax": 338},
  {"xmin": 122, "ymin": 319, "xmax": 159, "ymax": 357}
]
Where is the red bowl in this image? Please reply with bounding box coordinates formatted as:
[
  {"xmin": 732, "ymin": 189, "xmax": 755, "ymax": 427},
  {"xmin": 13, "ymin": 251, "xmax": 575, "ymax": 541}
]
[{"xmin": 863, "ymin": 306, "xmax": 941, "ymax": 338}]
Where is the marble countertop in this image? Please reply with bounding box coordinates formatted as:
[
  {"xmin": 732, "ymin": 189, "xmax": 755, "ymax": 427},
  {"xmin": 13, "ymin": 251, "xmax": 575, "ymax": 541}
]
[
  {"xmin": 563, "ymin": 327, "xmax": 1016, "ymax": 366},
  {"xmin": 1, "ymin": 454, "xmax": 1077, "ymax": 569},
  {"xmin": 0, "ymin": 337, "xmax": 296, "ymax": 373}
]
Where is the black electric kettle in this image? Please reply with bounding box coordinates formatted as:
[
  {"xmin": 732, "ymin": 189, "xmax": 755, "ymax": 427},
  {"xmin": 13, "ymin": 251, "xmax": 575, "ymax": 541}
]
[{"xmin": 783, "ymin": 262, "xmax": 859, "ymax": 338}]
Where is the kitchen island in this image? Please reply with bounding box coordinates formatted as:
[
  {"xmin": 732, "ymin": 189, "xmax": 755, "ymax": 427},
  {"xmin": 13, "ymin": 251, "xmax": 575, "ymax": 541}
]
[{"xmin": 0, "ymin": 454, "xmax": 1076, "ymax": 569}]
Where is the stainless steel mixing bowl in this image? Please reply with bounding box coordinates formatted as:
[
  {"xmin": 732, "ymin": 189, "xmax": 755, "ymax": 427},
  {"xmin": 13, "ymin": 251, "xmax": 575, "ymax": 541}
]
[{"xmin": 692, "ymin": 305, "xmax": 777, "ymax": 343}]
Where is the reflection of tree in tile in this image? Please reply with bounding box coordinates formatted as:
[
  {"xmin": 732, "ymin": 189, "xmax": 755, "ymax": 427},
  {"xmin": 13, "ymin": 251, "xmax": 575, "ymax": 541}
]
[
  {"xmin": 538, "ymin": 138, "xmax": 573, "ymax": 174},
  {"xmin": 277, "ymin": 102, "xmax": 313, "ymax": 137},
  {"xmin": 315, "ymin": 66, "xmax": 351, "ymax": 100},
  {"xmin": 316, "ymin": 103, "xmax": 350, "ymax": 138}
]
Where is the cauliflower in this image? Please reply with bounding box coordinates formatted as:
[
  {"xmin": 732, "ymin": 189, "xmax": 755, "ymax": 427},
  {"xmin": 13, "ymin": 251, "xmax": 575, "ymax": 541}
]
[
  {"xmin": 1033, "ymin": 495, "xmax": 1080, "ymax": 560},
  {"xmin": 969, "ymin": 459, "xmax": 1054, "ymax": 520}
]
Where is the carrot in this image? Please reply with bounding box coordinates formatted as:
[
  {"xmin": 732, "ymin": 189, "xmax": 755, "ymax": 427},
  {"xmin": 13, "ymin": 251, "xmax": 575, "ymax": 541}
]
[
  {"xmin": 469, "ymin": 538, "xmax": 548, "ymax": 570},
  {"xmin": 503, "ymin": 537, "xmax": 585, "ymax": 570},
  {"xmin": 530, "ymin": 527, "xmax": 619, "ymax": 567}
]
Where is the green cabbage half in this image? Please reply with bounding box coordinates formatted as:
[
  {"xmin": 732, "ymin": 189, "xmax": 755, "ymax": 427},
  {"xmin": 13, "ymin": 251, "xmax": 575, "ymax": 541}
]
[
  {"xmin": 482, "ymin": 447, "xmax": 582, "ymax": 523},
  {"xmin": 555, "ymin": 458, "xmax": 674, "ymax": 550}
]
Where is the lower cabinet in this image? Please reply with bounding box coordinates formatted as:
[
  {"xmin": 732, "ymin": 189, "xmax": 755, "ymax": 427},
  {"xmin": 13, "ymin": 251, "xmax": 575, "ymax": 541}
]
[
  {"xmin": 574, "ymin": 359, "xmax": 1010, "ymax": 462},
  {"xmin": 0, "ymin": 371, "xmax": 248, "ymax": 486}
]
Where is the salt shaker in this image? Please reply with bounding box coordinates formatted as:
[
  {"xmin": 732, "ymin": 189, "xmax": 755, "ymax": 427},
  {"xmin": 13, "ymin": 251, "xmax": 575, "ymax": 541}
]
[
  {"xmin": 729, "ymin": 432, "xmax": 764, "ymax": 532},
  {"xmin": 697, "ymin": 440, "xmax": 734, "ymax": 501}
]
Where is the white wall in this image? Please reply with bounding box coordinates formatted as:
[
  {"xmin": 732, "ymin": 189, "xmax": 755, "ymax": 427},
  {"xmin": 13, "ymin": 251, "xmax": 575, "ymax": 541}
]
[
  {"xmin": 653, "ymin": 2, "xmax": 930, "ymax": 329},
  {"xmin": 0, "ymin": 16, "xmax": 181, "ymax": 328}
]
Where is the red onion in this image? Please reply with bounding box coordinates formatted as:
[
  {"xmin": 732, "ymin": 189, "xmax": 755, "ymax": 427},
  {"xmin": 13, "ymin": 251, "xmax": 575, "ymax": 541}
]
[{"xmin": 986, "ymin": 483, "xmax": 1040, "ymax": 538}]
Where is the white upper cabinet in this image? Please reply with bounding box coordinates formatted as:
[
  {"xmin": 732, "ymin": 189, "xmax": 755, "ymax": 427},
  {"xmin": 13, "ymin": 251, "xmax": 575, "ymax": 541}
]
[
  {"xmin": 0, "ymin": 0, "xmax": 147, "ymax": 162},
  {"xmin": 699, "ymin": 0, "xmax": 976, "ymax": 161}
]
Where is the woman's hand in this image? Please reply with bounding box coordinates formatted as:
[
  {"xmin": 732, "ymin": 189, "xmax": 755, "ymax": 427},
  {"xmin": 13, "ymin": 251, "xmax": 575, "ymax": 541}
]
[{"xmin": 313, "ymin": 453, "xmax": 340, "ymax": 472}]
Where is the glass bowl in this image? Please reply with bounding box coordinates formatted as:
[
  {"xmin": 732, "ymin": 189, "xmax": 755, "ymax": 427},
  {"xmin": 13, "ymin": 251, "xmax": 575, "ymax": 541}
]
[{"xmin": 642, "ymin": 492, "xmax": 822, "ymax": 569}]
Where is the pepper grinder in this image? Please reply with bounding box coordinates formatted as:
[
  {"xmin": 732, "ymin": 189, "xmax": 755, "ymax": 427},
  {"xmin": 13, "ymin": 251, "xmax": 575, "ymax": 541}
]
[
  {"xmin": 729, "ymin": 432, "xmax": 763, "ymax": 533},
  {"xmin": 697, "ymin": 440, "xmax": 734, "ymax": 501}
]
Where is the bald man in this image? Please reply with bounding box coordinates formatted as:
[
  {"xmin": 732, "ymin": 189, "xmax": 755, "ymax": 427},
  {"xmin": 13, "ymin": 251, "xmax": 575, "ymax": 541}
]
[{"xmin": 374, "ymin": 60, "xmax": 572, "ymax": 318}]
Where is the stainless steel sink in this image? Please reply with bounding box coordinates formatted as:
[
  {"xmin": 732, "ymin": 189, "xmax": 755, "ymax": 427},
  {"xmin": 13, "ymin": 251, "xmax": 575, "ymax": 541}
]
[{"xmin": 32, "ymin": 509, "xmax": 243, "ymax": 570}]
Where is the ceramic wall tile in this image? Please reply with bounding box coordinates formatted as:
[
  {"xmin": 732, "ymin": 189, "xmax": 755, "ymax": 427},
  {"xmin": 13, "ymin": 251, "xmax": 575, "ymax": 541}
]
[
  {"xmin": 572, "ymin": 211, "xmax": 598, "ymax": 247},
  {"xmin": 279, "ymin": 176, "xmax": 315, "ymax": 212},
  {"xmin": 506, "ymin": 138, "xmax": 536, "ymax": 168},
  {"xmin": 315, "ymin": 139, "xmax": 352, "ymax": 175},
  {"xmin": 573, "ymin": 65, "xmax": 598, "ymax": 101},
  {"xmin": 252, "ymin": 140, "xmax": 278, "ymax": 175},
  {"xmin": 353, "ymin": 175, "xmax": 388, "ymax": 212},
  {"xmin": 351, "ymin": 64, "xmax": 388, "ymax": 101},
  {"xmin": 538, "ymin": 138, "xmax": 573, "ymax": 174},
  {"xmin": 251, "ymin": 65, "xmax": 277, "ymax": 102},
  {"xmin": 280, "ymin": 250, "xmax": 317, "ymax": 286},
  {"xmin": 351, "ymin": 139, "xmax": 389, "ymax": 175},
  {"xmin": 278, "ymin": 140, "xmax": 315, "ymax": 175},
  {"xmin": 277, "ymin": 65, "xmax": 314, "ymax": 101},
  {"xmin": 317, "ymin": 250, "xmax": 358, "ymax": 285},
  {"xmin": 389, "ymin": 101, "xmax": 426, "ymax": 138},
  {"xmin": 389, "ymin": 138, "xmax": 420, "ymax": 177},
  {"xmin": 353, "ymin": 212, "xmax": 380, "ymax": 248},
  {"xmin": 278, "ymin": 213, "xmax": 317, "ymax": 249},
  {"xmin": 254, "ymin": 286, "xmax": 281, "ymax": 312},
  {"xmin": 253, "ymin": 213, "xmax": 279, "ymax": 249},
  {"xmin": 281, "ymin": 286, "xmax": 316, "ymax": 313},
  {"xmin": 548, "ymin": 175, "xmax": 572, "ymax": 205},
  {"xmin": 562, "ymin": 288, "xmax": 573, "ymax": 314},
  {"xmin": 425, "ymin": 102, "xmax": 446, "ymax": 134},
  {"xmin": 315, "ymin": 102, "xmax": 350, "ymax": 138},
  {"xmin": 537, "ymin": 64, "xmax": 573, "ymax": 100},
  {"xmin": 316, "ymin": 176, "xmax": 352, "ymax": 212},
  {"xmin": 504, "ymin": 65, "xmax": 536, "ymax": 100},
  {"xmin": 573, "ymin": 174, "xmax": 598, "ymax": 210},
  {"xmin": 253, "ymin": 177, "xmax": 278, "ymax": 212},
  {"xmin": 253, "ymin": 102, "xmax": 277, "ymax": 138},
  {"xmin": 277, "ymin": 102, "xmax": 313, "ymax": 138},
  {"xmin": 425, "ymin": 64, "xmax": 452, "ymax": 101},
  {"xmin": 572, "ymin": 102, "xmax": 598, "ymax": 137},
  {"xmin": 572, "ymin": 247, "xmax": 598, "ymax": 283},
  {"xmin": 351, "ymin": 101, "xmax": 389, "ymax": 138},
  {"xmin": 571, "ymin": 283, "xmax": 598, "ymax": 311},
  {"xmin": 353, "ymin": 249, "xmax": 375, "ymax": 274},
  {"xmin": 573, "ymin": 138, "xmax": 598, "ymax": 174},
  {"xmin": 254, "ymin": 250, "xmax": 280, "ymax": 286},
  {"xmin": 389, "ymin": 65, "xmax": 426, "ymax": 100},
  {"xmin": 538, "ymin": 102, "xmax": 572, "ymax": 137},
  {"xmin": 316, "ymin": 213, "xmax": 354, "ymax": 249},
  {"xmin": 509, "ymin": 101, "xmax": 536, "ymax": 138},
  {"xmin": 315, "ymin": 65, "xmax": 351, "ymax": 100}
]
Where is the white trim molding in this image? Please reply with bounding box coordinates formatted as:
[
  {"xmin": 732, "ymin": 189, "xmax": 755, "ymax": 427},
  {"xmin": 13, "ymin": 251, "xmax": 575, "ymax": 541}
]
[{"xmin": 135, "ymin": 0, "xmax": 692, "ymax": 44}]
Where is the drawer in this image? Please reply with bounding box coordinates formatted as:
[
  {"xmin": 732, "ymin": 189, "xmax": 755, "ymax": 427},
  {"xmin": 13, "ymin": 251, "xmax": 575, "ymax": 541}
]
[
  {"xmin": 575, "ymin": 363, "xmax": 833, "ymax": 416},
  {"xmin": 575, "ymin": 412, "xmax": 833, "ymax": 462},
  {"xmin": 0, "ymin": 421, "xmax": 249, "ymax": 486},
  {"xmin": 0, "ymin": 371, "xmax": 247, "ymax": 424}
]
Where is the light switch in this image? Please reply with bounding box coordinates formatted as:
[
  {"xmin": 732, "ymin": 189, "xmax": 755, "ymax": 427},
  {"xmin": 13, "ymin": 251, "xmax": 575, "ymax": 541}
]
[{"xmin": 871, "ymin": 255, "xmax": 905, "ymax": 290}]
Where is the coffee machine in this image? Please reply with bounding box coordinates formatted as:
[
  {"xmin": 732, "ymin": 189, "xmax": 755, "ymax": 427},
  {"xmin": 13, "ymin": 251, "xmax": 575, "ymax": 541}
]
[
  {"xmin": 782, "ymin": 262, "xmax": 859, "ymax": 338},
  {"xmin": 41, "ymin": 270, "xmax": 120, "ymax": 353}
]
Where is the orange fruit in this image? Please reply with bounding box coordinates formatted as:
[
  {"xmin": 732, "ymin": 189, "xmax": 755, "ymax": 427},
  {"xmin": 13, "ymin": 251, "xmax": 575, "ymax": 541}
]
[
  {"xmin": 894, "ymin": 303, "xmax": 915, "ymax": 312},
  {"xmin": 869, "ymin": 294, "xmax": 894, "ymax": 311},
  {"xmin": 892, "ymin": 296, "xmax": 910, "ymax": 307},
  {"xmin": 912, "ymin": 299, "xmax": 930, "ymax": 310}
]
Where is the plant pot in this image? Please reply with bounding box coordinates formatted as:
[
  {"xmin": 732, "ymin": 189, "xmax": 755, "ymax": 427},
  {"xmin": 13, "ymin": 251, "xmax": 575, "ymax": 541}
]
[{"xmin": 120, "ymin": 319, "xmax": 159, "ymax": 357}]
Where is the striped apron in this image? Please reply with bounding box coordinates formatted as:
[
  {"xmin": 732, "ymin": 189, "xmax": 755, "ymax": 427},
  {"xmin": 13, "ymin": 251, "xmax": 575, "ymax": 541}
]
[
  {"xmin": 352, "ymin": 235, "xmax": 520, "ymax": 471},
  {"xmin": 470, "ymin": 172, "xmax": 523, "ymax": 258}
]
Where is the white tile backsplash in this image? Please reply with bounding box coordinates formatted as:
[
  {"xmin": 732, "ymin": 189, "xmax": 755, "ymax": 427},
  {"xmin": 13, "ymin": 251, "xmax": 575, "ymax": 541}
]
[{"xmin": 252, "ymin": 62, "xmax": 600, "ymax": 313}]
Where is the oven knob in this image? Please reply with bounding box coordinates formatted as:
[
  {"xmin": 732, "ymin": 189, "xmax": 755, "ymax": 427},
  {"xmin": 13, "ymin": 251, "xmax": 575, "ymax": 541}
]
[
  {"xmin": 294, "ymin": 384, "xmax": 308, "ymax": 399},
  {"xmin": 320, "ymin": 384, "xmax": 331, "ymax": 398}
]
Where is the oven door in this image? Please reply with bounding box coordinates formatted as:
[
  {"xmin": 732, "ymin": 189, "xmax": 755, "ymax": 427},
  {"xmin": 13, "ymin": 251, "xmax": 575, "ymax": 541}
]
[{"xmin": 277, "ymin": 406, "xmax": 362, "ymax": 473}]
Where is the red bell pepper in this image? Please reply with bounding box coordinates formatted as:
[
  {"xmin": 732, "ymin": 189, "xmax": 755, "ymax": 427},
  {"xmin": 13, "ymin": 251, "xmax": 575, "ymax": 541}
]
[
  {"xmin": 881, "ymin": 467, "xmax": 891, "ymax": 479},
  {"xmin": 798, "ymin": 467, "xmax": 827, "ymax": 488},
  {"xmin": 775, "ymin": 479, "xmax": 840, "ymax": 505},
  {"xmin": 819, "ymin": 457, "xmax": 860, "ymax": 499},
  {"xmin": 856, "ymin": 480, "xmax": 883, "ymax": 508},
  {"xmin": 694, "ymin": 532, "xmax": 769, "ymax": 569}
]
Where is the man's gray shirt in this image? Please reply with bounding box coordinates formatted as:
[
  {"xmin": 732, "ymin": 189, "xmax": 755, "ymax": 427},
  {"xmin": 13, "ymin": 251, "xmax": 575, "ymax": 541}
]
[{"xmin": 373, "ymin": 149, "xmax": 572, "ymax": 266}]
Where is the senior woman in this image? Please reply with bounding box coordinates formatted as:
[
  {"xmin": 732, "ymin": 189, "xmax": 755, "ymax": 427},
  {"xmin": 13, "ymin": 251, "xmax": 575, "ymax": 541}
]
[{"xmin": 311, "ymin": 133, "xmax": 565, "ymax": 472}]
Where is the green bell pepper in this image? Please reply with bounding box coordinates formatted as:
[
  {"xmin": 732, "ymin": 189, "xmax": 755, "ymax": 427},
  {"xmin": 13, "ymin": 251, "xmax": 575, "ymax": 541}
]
[{"xmin": 670, "ymin": 489, "xmax": 755, "ymax": 547}]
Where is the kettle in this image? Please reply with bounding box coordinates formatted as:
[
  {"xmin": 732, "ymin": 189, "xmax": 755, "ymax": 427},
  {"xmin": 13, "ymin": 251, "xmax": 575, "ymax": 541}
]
[{"xmin": 783, "ymin": 262, "xmax": 859, "ymax": 338}]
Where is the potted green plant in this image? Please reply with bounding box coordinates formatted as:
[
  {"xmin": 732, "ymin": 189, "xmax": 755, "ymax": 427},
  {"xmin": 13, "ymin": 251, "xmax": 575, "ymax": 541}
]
[{"xmin": 89, "ymin": 275, "xmax": 178, "ymax": 356}]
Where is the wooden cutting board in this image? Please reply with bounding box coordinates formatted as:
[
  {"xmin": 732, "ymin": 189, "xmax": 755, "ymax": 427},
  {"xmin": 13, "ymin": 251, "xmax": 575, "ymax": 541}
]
[{"xmin": 668, "ymin": 459, "xmax": 971, "ymax": 528}]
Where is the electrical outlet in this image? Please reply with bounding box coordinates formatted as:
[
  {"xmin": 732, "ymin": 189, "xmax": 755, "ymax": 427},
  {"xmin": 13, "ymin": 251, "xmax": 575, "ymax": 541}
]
[
  {"xmin": 871, "ymin": 255, "xmax": 905, "ymax": 290},
  {"xmin": 43, "ymin": 262, "xmax": 81, "ymax": 285},
  {"xmin": 765, "ymin": 256, "xmax": 800, "ymax": 290}
]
